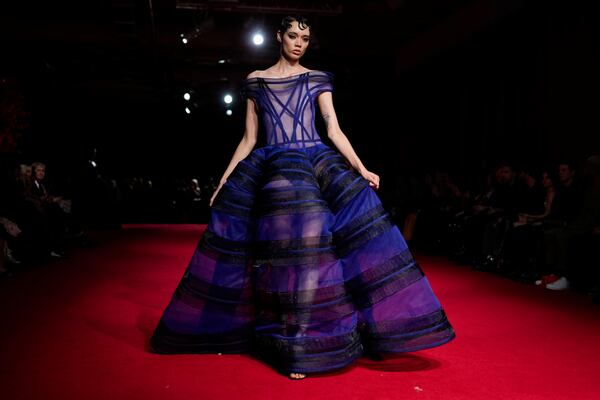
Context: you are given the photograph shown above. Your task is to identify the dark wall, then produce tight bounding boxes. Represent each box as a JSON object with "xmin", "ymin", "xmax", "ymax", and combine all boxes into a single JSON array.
[
  {"xmin": 377, "ymin": 1, "xmax": 599, "ymax": 184},
  {"xmin": 3, "ymin": 1, "xmax": 599, "ymax": 191}
]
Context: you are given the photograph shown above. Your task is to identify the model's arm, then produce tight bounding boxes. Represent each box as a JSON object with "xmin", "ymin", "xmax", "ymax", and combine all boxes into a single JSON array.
[
  {"xmin": 317, "ymin": 92, "xmax": 380, "ymax": 190},
  {"xmin": 210, "ymin": 98, "xmax": 259, "ymax": 206}
]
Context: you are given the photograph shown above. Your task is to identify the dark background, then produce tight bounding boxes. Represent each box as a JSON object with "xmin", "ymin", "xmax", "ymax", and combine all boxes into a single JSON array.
[{"xmin": 2, "ymin": 0, "xmax": 599, "ymax": 196}]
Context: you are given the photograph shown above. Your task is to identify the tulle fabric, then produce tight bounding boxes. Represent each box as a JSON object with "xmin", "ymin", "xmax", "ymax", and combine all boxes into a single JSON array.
[
  {"xmin": 150, "ymin": 72, "xmax": 454, "ymax": 374},
  {"xmin": 151, "ymin": 144, "xmax": 455, "ymax": 373}
]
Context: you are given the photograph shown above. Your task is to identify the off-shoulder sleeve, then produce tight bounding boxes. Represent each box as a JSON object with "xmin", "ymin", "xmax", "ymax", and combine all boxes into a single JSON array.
[
  {"xmin": 309, "ymin": 71, "xmax": 334, "ymax": 98},
  {"xmin": 241, "ymin": 79, "xmax": 261, "ymax": 101}
]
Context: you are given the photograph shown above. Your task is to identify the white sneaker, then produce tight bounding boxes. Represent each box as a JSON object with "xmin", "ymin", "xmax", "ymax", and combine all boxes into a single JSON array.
[{"xmin": 546, "ymin": 276, "xmax": 570, "ymax": 290}]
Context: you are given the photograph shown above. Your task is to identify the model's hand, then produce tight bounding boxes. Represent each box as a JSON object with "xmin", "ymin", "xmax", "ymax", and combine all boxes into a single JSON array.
[
  {"xmin": 360, "ymin": 169, "xmax": 380, "ymax": 190},
  {"xmin": 209, "ymin": 180, "xmax": 226, "ymax": 207}
]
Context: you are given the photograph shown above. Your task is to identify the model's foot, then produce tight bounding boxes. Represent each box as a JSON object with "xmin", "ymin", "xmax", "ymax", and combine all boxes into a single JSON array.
[{"xmin": 289, "ymin": 372, "xmax": 306, "ymax": 380}]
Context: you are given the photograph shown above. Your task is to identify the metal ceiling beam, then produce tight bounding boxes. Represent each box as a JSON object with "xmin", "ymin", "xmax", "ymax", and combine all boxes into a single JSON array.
[{"xmin": 175, "ymin": 1, "xmax": 343, "ymax": 15}]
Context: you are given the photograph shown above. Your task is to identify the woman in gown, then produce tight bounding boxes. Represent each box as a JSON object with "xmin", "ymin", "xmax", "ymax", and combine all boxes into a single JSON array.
[{"xmin": 150, "ymin": 16, "xmax": 455, "ymax": 379}]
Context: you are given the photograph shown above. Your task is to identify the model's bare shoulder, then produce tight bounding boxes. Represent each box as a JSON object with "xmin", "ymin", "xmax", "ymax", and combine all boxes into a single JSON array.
[
  {"xmin": 293, "ymin": 67, "xmax": 314, "ymax": 75},
  {"xmin": 246, "ymin": 70, "xmax": 262, "ymax": 79}
]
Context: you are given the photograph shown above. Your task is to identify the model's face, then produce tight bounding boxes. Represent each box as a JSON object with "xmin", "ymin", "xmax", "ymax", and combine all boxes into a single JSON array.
[{"xmin": 279, "ymin": 21, "xmax": 310, "ymax": 61}]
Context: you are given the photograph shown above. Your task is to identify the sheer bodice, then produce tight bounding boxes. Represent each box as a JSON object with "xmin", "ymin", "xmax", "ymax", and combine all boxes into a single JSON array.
[{"xmin": 243, "ymin": 71, "xmax": 333, "ymax": 148}]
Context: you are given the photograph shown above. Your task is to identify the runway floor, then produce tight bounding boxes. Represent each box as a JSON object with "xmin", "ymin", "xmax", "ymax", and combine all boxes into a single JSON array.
[{"xmin": 1, "ymin": 224, "xmax": 599, "ymax": 400}]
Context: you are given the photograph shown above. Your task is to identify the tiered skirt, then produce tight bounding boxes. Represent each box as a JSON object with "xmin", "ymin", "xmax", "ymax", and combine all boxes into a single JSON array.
[{"xmin": 150, "ymin": 143, "xmax": 454, "ymax": 374}]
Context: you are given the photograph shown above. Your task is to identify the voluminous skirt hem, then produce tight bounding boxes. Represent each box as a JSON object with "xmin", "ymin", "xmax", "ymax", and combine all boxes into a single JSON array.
[{"xmin": 150, "ymin": 143, "xmax": 455, "ymax": 374}]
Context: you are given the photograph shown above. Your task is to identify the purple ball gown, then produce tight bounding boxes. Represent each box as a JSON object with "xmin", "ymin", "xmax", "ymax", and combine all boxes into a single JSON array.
[{"xmin": 150, "ymin": 71, "xmax": 455, "ymax": 374}]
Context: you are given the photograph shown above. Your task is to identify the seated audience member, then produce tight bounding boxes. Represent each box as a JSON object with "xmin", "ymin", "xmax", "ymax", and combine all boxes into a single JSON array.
[
  {"xmin": 21, "ymin": 162, "xmax": 70, "ymax": 259},
  {"xmin": 516, "ymin": 165, "xmax": 546, "ymax": 217},
  {"xmin": 472, "ymin": 162, "xmax": 532, "ymax": 270},
  {"xmin": 547, "ymin": 161, "xmax": 585, "ymax": 225},
  {"xmin": 414, "ymin": 170, "xmax": 466, "ymax": 252},
  {"xmin": 541, "ymin": 156, "xmax": 600, "ymax": 290},
  {"xmin": 503, "ymin": 170, "xmax": 556, "ymax": 281},
  {"xmin": 518, "ymin": 171, "xmax": 556, "ymax": 223},
  {"xmin": 0, "ymin": 216, "xmax": 22, "ymax": 275}
]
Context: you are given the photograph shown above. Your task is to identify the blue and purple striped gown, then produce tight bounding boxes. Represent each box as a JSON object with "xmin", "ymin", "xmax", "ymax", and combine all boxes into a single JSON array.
[{"xmin": 150, "ymin": 71, "xmax": 455, "ymax": 374}]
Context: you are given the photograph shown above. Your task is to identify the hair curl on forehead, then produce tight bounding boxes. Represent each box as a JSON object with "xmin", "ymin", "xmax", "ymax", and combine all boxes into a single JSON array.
[{"xmin": 279, "ymin": 15, "xmax": 311, "ymax": 33}]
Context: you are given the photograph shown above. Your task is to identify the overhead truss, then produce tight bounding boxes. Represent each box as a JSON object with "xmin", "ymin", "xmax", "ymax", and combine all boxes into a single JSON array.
[{"xmin": 176, "ymin": 0, "xmax": 343, "ymax": 16}]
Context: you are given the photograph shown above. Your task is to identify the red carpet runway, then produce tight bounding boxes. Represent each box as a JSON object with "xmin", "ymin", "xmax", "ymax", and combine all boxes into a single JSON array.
[{"xmin": 1, "ymin": 224, "xmax": 599, "ymax": 400}]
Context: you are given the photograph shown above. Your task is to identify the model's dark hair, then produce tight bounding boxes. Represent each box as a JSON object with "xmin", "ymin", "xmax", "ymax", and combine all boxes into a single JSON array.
[{"xmin": 279, "ymin": 15, "xmax": 311, "ymax": 33}]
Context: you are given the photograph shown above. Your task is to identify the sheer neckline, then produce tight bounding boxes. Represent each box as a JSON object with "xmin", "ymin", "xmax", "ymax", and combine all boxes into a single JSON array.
[
  {"xmin": 242, "ymin": 69, "xmax": 334, "ymax": 147},
  {"xmin": 244, "ymin": 70, "xmax": 330, "ymax": 82}
]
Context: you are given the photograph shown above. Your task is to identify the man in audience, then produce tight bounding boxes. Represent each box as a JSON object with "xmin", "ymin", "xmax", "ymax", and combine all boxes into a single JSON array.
[
  {"xmin": 543, "ymin": 156, "xmax": 600, "ymax": 290},
  {"xmin": 474, "ymin": 162, "xmax": 533, "ymax": 270},
  {"xmin": 22, "ymin": 162, "xmax": 69, "ymax": 259},
  {"xmin": 548, "ymin": 161, "xmax": 585, "ymax": 224}
]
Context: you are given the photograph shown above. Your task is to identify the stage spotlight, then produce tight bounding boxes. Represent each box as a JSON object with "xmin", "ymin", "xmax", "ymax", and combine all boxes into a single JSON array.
[
  {"xmin": 218, "ymin": 59, "xmax": 226, "ymax": 64},
  {"xmin": 226, "ymin": 109, "xmax": 233, "ymax": 116},
  {"xmin": 182, "ymin": 38, "xmax": 188, "ymax": 44},
  {"xmin": 223, "ymin": 94, "xmax": 233, "ymax": 104},
  {"xmin": 252, "ymin": 33, "xmax": 264, "ymax": 46},
  {"xmin": 185, "ymin": 107, "xmax": 191, "ymax": 114},
  {"xmin": 183, "ymin": 92, "xmax": 191, "ymax": 101}
]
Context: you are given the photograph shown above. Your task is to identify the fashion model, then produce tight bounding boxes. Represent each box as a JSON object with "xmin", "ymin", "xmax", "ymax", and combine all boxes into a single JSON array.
[{"xmin": 151, "ymin": 16, "xmax": 455, "ymax": 380}]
